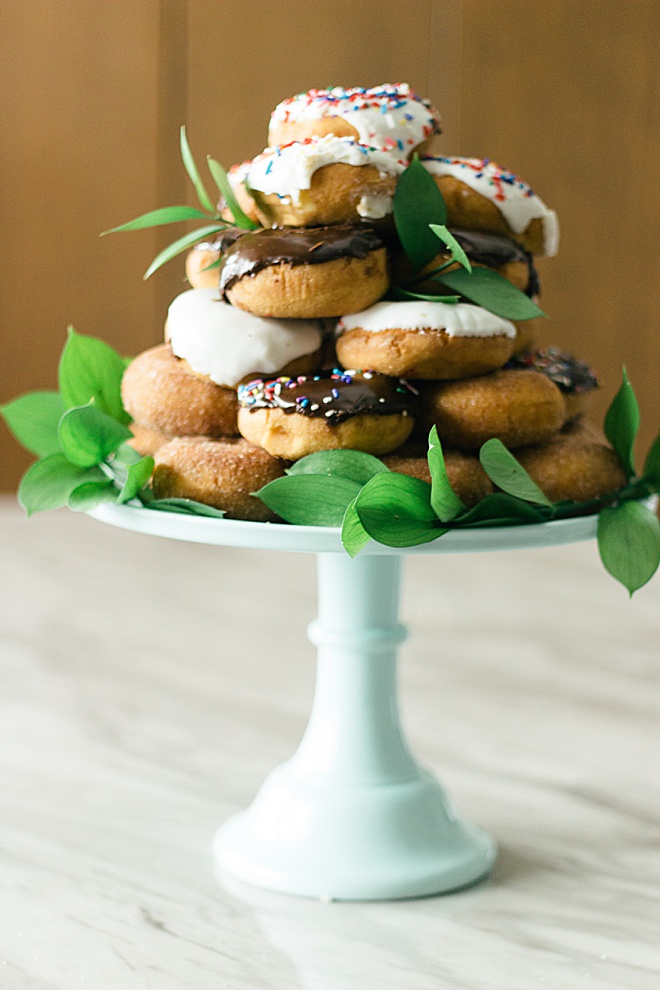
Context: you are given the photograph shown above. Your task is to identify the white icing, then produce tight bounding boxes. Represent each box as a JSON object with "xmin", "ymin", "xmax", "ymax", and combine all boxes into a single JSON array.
[
  {"xmin": 167, "ymin": 289, "xmax": 323, "ymax": 388},
  {"xmin": 337, "ymin": 301, "xmax": 516, "ymax": 339},
  {"xmin": 269, "ymin": 84, "xmax": 440, "ymax": 156},
  {"xmin": 356, "ymin": 192, "xmax": 392, "ymax": 219},
  {"xmin": 422, "ymin": 156, "xmax": 560, "ymax": 257},
  {"xmin": 246, "ymin": 136, "xmax": 405, "ymax": 218}
]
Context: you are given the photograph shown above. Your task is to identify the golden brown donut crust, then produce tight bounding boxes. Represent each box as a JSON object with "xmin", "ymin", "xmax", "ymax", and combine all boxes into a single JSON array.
[
  {"xmin": 382, "ymin": 446, "xmax": 494, "ymax": 507},
  {"xmin": 238, "ymin": 407, "xmax": 414, "ymax": 460},
  {"xmin": 335, "ymin": 326, "xmax": 514, "ymax": 380},
  {"xmin": 226, "ymin": 250, "xmax": 389, "ymax": 319},
  {"xmin": 268, "ymin": 117, "xmax": 433, "ymax": 160},
  {"xmin": 516, "ymin": 420, "xmax": 626, "ymax": 503},
  {"xmin": 185, "ymin": 245, "xmax": 221, "ymax": 289},
  {"xmin": 420, "ymin": 369, "xmax": 565, "ymax": 450},
  {"xmin": 433, "ymin": 175, "xmax": 546, "ymax": 255},
  {"xmin": 152, "ymin": 436, "xmax": 285, "ymax": 521},
  {"xmin": 122, "ymin": 345, "xmax": 239, "ymax": 438},
  {"xmin": 251, "ymin": 162, "xmax": 397, "ymax": 228}
]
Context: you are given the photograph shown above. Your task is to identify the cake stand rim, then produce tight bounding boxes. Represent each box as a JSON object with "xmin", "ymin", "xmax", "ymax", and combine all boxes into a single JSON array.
[{"xmin": 88, "ymin": 501, "xmax": 601, "ymax": 555}]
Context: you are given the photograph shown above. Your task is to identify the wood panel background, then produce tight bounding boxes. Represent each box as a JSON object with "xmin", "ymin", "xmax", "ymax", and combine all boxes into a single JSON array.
[{"xmin": 1, "ymin": 0, "xmax": 658, "ymax": 489}]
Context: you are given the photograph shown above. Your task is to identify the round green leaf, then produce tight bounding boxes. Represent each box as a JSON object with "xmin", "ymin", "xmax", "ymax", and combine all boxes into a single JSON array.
[
  {"xmin": 58, "ymin": 328, "xmax": 129, "ymax": 424},
  {"xmin": 18, "ymin": 455, "xmax": 106, "ymax": 516},
  {"xmin": 598, "ymin": 501, "xmax": 660, "ymax": 595},
  {"xmin": 355, "ymin": 473, "xmax": 444, "ymax": 547},
  {"xmin": 393, "ymin": 156, "xmax": 448, "ymax": 271},
  {"xmin": 479, "ymin": 439, "xmax": 553, "ymax": 506},
  {"xmin": 58, "ymin": 404, "xmax": 132, "ymax": 467},
  {"xmin": 0, "ymin": 391, "xmax": 65, "ymax": 456},
  {"xmin": 341, "ymin": 498, "xmax": 371, "ymax": 557},
  {"xmin": 287, "ymin": 449, "xmax": 389, "ymax": 485},
  {"xmin": 256, "ymin": 474, "xmax": 361, "ymax": 526}
]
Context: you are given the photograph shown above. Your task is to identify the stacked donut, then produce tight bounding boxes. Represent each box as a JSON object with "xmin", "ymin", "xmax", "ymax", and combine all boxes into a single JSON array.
[{"xmin": 123, "ymin": 83, "xmax": 625, "ymax": 519}]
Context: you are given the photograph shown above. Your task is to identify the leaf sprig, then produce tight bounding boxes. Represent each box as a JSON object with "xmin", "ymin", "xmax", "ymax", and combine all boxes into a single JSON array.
[
  {"xmin": 101, "ymin": 127, "xmax": 258, "ymax": 279},
  {"xmin": 0, "ymin": 329, "xmax": 222, "ymax": 519},
  {"xmin": 391, "ymin": 156, "xmax": 546, "ymax": 321}
]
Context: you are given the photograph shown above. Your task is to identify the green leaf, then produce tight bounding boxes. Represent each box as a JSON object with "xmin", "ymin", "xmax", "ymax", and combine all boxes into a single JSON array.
[
  {"xmin": 18, "ymin": 455, "xmax": 106, "ymax": 516},
  {"xmin": 145, "ymin": 497, "xmax": 226, "ymax": 518},
  {"xmin": 604, "ymin": 368, "xmax": 640, "ymax": 479},
  {"xmin": 113, "ymin": 441, "xmax": 144, "ymax": 466},
  {"xmin": 68, "ymin": 480, "xmax": 117, "ymax": 511},
  {"xmin": 393, "ymin": 155, "xmax": 448, "ymax": 271},
  {"xmin": 427, "ymin": 426, "xmax": 465, "ymax": 521},
  {"xmin": 438, "ymin": 267, "xmax": 546, "ymax": 320},
  {"xmin": 143, "ymin": 224, "xmax": 228, "ymax": 279},
  {"xmin": 101, "ymin": 205, "xmax": 210, "ymax": 235},
  {"xmin": 256, "ymin": 474, "xmax": 361, "ymax": 526},
  {"xmin": 429, "ymin": 224, "xmax": 472, "ymax": 272},
  {"xmin": 643, "ymin": 432, "xmax": 660, "ymax": 485},
  {"xmin": 286, "ymin": 449, "xmax": 389, "ymax": 486},
  {"xmin": 114, "ymin": 455, "xmax": 154, "ymax": 503},
  {"xmin": 598, "ymin": 501, "xmax": 660, "ymax": 595},
  {"xmin": 0, "ymin": 391, "xmax": 65, "ymax": 456},
  {"xmin": 207, "ymin": 157, "xmax": 259, "ymax": 230},
  {"xmin": 479, "ymin": 438, "xmax": 553, "ymax": 506},
  {"xmin": 453, "ymin": 492, "xmax": 547, "ymax": 527},
  {"xmin": 58, "ymin": 403, "xmax": 132, "ymax": 468},
  {"xmin": 388, "ymin": 286, "xmax": 461, "ymax": 304},
  {"xmin": 355, "ymin": 473, "xmax": 444, "ymax": 547},
  {"xmin": 58, "ymin": 327, "xmax": 130, "ymax": 424},
  {"xmin": 341, "ymin": 498, "xmax": 371, "ymax": 557},
  {"xmin": 180, "ymin": 125, "xmax": 216, "ymax": 213}
]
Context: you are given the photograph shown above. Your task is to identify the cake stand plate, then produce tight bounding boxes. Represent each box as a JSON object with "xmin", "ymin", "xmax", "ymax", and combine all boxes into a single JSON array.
[{"xmin": 90, "ymin": 504, "xmax": 597, "ymax": 900}]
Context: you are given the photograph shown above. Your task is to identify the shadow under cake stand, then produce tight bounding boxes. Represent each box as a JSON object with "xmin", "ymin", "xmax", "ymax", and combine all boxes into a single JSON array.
[{"xmin": 91, "ymin": 504, "xmax": 599, "ymax": 901}]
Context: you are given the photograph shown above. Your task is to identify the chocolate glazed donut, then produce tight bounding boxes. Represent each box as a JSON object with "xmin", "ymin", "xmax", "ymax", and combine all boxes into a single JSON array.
[{"xmin": 218, "ymin": 225, "xmax": 389, "ymax": 319}]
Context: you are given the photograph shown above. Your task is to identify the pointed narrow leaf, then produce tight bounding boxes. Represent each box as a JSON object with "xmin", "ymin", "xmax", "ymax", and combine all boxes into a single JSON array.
[
  {"xmin": 180, "ymin": 125, "xmax": 216, "ymax": 213},
  {"xmin": 393, "ymin": 156, "xmax": 447, "ymax": 271},
  {"xmin": 101, "ymin": 205, "xmax": 210, "ymax": 235},
  {"xmin": 643, "ymin": 432, "xmax": 660, "ymax": 486},
  {"xmin": 427, "ymin": 425, "xmax": 465, "ymax": 521},
  {"xmin": 256, "ymin": 474, "xmax": 361, "ymax": 526},
  {"xmin": 341, "ymin": 498, "xmax": 371, "ymax": 557},
  {"xmin": 429, "ymin": 224, "xmax": 472, "ymax": 272},
  {"xmin": 479, "ymin": 438, "xmax": 553, "ymax": 506},
  {"xmin": 0, "ymin": 391, "xmax": 65, "ymax": 456},
  {"xmin": 453, "ymin": 492, "xmax": 547, "ymax": 527},
  {"xmin": 58, "ymin": 328, "xmax": 129, "ymax": 423},
  {"xmin": 18, "ymin": 455, "xmax": 106, "ymax": 516},
  {"xmin": 354, "ymin": 473, "xmax": 444, "ymax": 547},
  {"xmin": 439, "ymin": 266, "xmax": 546, "ymax": 320},
  {"xmin": 143, "ymin": 224, "xmax": 228, "ymax": 279},
  {"xmin": 604, "ymin": 368, "xmax": 640, "ymax": 479},
  {"xmin": 286, "ymin": 449, "xmax": 389, "ymax": 485},
  {"xmin": 58, "ymin": 404, "xmax": 132, "ymax": 467},
  {"xmin": 207, "ymin": 157, "xmax": 259, "ymax": 230},
  {"xmin": 598, "ymin": 501, "xmax": 660, "ymax": 595},
  {"xmin": 115, "ymin": 455, "xmax": 154, "ymax": 503},
  {"xmin": 388, "ymin": 286, "xmax": 461, "ymax": 303},
  {"xmin": 145, "ymin": 497, "xmax": 226, "ymax": 518}
]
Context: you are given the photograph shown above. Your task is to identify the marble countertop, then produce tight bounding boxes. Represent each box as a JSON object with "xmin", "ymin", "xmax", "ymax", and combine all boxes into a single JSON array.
[{"xmin": 1, "ymin": 499, "xmax": 658, "ymax": 989}]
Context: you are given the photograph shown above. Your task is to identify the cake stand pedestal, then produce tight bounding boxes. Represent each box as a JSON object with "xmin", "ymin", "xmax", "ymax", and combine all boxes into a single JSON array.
[{"xmin": 91, "ymin": 504, "xmax": 598, "ymax": 900}]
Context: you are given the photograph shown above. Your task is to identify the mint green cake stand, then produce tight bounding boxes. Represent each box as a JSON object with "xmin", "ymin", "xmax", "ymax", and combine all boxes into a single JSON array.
[{"xmin": 91, "ymin": 504, "xmax": 598, "ymax": 901}]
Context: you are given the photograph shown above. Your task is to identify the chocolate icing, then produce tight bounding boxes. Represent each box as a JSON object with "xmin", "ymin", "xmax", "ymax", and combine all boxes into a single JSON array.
[
  {"xmin": 237, "ymin": 369, "xmax": 416, "ymax": 425},
  {"xmin": 449, "ymin": 229, "xmax": 540, "ymax": 297},
  {"xmin": 196, "ymin": 226, "xmax": 247, "ymax": 254},
  {"xmin": 219, "ymin": 225, "xmax": 383, "ymax": 296},
  {"xmin": 507, "ymin": 348, "xmax": 598, "ymax": 394}
]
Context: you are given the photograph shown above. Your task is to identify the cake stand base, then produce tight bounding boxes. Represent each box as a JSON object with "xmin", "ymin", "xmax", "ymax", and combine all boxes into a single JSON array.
[{"xmin": 213, "ymin": 553, "xmax": 496, "ymax": 900}]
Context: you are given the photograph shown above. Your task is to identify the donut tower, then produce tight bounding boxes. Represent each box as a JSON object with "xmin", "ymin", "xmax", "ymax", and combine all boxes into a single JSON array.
[{"xmin": 123, "ymin": 83, "xmax": 625, "ymax": 519}]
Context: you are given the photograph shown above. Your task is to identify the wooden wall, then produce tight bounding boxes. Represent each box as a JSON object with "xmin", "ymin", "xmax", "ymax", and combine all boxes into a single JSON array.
[{"xmin": 1, "ymin": 0, "xmax": 658, "ymax": 489}]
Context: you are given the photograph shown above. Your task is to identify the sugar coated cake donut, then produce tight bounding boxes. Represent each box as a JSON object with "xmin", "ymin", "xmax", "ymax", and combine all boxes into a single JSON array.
[
  {"xmin": 166, "ymin": 288, "xmax": 324, "ymax": 386},
  {"xmin": 268, "ymin": 84, "xmax": 441, "ymax": 158},
  {"xmin": 219, "ymin": 225, "xmax": 388, "ymax": 319},
  {"xmin": 152, "ymin": 436, "xmax": 286, "ymax": 521},
  {"xmin": 506, "ymin": 347, "xmax": 598, "ymax": 422},
  {"xmin": 419, "ymin": 368, "xmax": 565, "ymax": 450},
  {"xmin": 335, "ymin": 300, "xmax": 516, "ymax": 379},
  {"xmin": 122, "ymin": 345, "xmax": 239, "ymax": 438},
  {"xmin": 421, "ymin": 156, "xmax": 559, "ymax": 257},
  {"xmin": 245, "ymin": 136, "xmax": 405, "ymax": 227},
  {"xmin": 381, "ymin": 442, "xmax": 494, "ymax": 506},
  {"xmin": 237, "ymin": 370, "xmax": 416, "ymax": 459}
]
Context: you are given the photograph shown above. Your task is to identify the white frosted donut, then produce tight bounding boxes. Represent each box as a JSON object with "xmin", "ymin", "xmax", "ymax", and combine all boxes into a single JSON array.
[
  {"xmin": 268, "ymin": 83, "xmax": 441, "ymax": 157},
  {"xmin": 338, "ymin": 300, "xmax": 517, "ymax": 338},
  {"xmin": 166, "ymin": 288, "xmax": 323, "ymax": 388},
  {"xmin": 246, "ymin": 135, "xmax": 406, "ymax": 225},
  {"xmin": 422, "ymin": 156, "xmax": 559, "ymax": 257}
]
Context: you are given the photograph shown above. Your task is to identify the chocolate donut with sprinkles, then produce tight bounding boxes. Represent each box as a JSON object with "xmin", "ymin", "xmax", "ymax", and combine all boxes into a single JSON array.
[
  {"xmin": 421, "ymin": 156, "xmax": 559, "ymax": 257},
  {"xmin": 268, "ymin": 83, "xmax": 441, "ymax": 159},
  {"xmin": 237, "ymin": 369, "xmax": 416, "ymax": 459}
]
